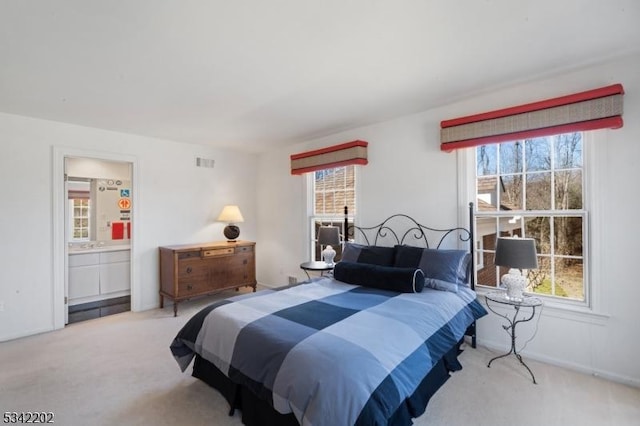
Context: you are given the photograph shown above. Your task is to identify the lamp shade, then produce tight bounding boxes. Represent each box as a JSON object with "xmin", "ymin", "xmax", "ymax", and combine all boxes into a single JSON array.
[
  {"xmin": 494, "ymin": 237, "xmax": 538, "ymax": 270},
  {"xmin": 317, "ymin": 226, "xmax": 340, "ymax": 246},
  {"xmin": 217, "ymin": 205, "xmax": 244, "ymax": 224}
]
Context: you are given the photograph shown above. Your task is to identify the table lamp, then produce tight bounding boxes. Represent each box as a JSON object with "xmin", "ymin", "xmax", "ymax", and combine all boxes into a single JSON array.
[
  {"xmin": 317, "ymin": 226, "xmax": 340, "ymax": 266},
  {"xmin": 217, "ymin": 205, "xmax": 244, "ymax": 242},
  {"xmin": 494, "ymin": 237, "xmax": 538, "ymax": 301}
]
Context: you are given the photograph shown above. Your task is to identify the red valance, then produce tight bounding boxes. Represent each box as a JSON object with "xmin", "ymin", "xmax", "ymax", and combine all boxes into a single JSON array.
[
  {"xmin": 440, "ymin": 84, "xmax": 624, "ymax": 151},
  {"xmin": 291, "ymin": 140, "xmax": 368, "ymax": 175}
]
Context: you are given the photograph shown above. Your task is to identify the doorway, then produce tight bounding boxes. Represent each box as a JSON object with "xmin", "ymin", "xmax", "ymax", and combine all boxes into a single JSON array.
[
  {"xmin": 65, "ymin": 157, "xmax": 132, "ymax": 323},
  {"xmin": 52, "ymin": 147, "xmax": 139, "ymax": 329}
]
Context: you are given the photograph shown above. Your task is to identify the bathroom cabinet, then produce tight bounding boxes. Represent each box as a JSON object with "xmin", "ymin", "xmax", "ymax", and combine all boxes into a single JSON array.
[{"xmin": 68, "ymin": 249, "xmax": 131, "ymax": 305}]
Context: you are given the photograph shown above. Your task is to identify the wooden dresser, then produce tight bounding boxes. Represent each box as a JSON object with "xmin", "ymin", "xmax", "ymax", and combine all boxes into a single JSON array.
[{"xmin": 159, "ymin": 240, "xmax": 256, "ymax": 316}]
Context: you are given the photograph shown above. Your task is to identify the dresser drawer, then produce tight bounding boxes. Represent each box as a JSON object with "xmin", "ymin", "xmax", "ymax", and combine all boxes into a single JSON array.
[
  {"xmin": 177, "ymin": 279, "xmax": 213, "ymax": 297},
  {"xmin": 176, "ymin": 258, "xmax": 209, "ymax": 280},
  {"xmin": 235, "ymin": 245, "xmax": 253, "ymax": 254},
  {"xmin": 224, "ymin": 253, "xmax": 255, "ymax": 284},
  {"xmin": 202, "ymin": 247, "xmax": 234, "ymax": 257},
  {"xmin": 178, "ymin": 250, "xmax": 200, "ymax": 260}
]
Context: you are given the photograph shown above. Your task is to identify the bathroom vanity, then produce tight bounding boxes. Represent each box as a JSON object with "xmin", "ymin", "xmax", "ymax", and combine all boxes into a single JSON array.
[{"xmin": 67, "ymin": 244, "xmax": 131, "ymax": 323}]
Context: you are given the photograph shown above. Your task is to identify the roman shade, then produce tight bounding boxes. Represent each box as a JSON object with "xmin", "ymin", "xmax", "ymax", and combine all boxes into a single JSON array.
[
  {"xmin": 68, "ymin": 190, "xmax": 89, "ymax": 200},
  {"xmin": 440, "ymin": 84, "xmax": 624, "ymax": 152},
  {"xmin": 290, "ymin": 140, "xmax": 368, "ymax": 175}
]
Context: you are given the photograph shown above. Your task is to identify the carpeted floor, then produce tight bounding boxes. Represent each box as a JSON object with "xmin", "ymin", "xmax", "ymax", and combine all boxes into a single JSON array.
[{"xmin": 1, "ymin": 288, "xmax": 638, "ymax": 426}]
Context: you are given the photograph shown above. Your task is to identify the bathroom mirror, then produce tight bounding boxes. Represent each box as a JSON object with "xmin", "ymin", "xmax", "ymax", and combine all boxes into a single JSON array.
[
  {"xmin": 67, "ymin": 177, "xmax": 132, "ymax": 243},
  {"xmin": 65, "ymin": 157, "xmax": 133, "ymax": 245}
]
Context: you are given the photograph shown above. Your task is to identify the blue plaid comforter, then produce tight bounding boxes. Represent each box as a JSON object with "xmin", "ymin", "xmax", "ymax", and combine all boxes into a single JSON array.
[{"xmin": 171, "ymin": 277, "xmax": 486, "ymax": 426}]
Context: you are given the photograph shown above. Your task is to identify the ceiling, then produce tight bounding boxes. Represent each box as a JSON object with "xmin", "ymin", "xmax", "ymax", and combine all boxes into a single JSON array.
[{"xmin": 1, "ymin": 1, "xmax": 639, "ymax": 153}]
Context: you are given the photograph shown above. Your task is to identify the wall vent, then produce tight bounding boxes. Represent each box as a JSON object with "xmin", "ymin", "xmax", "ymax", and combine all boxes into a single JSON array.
[{"xmin": 195, "ymin": 157, "xmax": 215, "ymax": 168}]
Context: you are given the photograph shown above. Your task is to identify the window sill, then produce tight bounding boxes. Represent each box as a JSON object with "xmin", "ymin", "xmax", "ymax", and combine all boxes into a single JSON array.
[{"xmin": 476, "ymin": 288, "xmax": 610, "ymax": 326}]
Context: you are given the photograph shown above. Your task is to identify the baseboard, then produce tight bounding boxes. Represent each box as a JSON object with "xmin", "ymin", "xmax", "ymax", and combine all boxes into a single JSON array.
[
  {"xmin": 0, "ymin": 325, "xmax": 55, "ymax": 343},
  {"xmin": 479, "ymin": 340, "xmax": 640, "ymax": 388},
  {"xmin": 257, "ymin": 281, "xmax": 279, "ymax": 289}
]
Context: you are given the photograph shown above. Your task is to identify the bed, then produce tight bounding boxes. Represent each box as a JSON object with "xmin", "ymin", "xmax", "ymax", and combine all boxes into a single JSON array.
[{"xmin": 171, "ymin": 204, "xmax": 487, "ymax": 426}]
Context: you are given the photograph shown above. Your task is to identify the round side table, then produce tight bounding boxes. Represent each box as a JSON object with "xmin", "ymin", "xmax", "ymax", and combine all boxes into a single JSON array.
[{"xmin": 299, "ymin": 261, "xmax": 334, "ymax": 280}]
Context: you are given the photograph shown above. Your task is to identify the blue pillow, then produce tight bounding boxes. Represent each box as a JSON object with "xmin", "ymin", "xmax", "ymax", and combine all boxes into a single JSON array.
[
  {"xmin": 340, "ymin": 242, "xmax": 396, "ymax": 266},
  {"xmin": 425, "ymin": 278, "xmax": 459, "ymax": 293},
  {"xmin": 394, "ymin": 245, "xmax": 471, "ymax": 292},
  {"xmin": 333, "ymin": 261, "xmax": 425, "ymax": 293}
]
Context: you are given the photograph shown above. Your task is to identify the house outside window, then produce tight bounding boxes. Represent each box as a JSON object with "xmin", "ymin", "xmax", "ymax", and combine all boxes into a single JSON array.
[
  {"xmin": 309, "ymin": 165, "xmax": 356, "ymax": 261},
  {"xmin": 474, "ymin": 132, "xmax": 586, "ymax": 302}
]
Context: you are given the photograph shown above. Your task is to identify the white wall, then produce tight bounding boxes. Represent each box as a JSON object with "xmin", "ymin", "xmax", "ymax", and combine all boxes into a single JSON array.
[
  {"xmin": 256, "ymin": 52, "xmax": 640, "ymax": 387},
  {"xmin": 0, "ymin": 113, "xmax": 258, "ymax": 341},
  {"xmin": 66, "ymin": 157, "xmax": 131, "ymax": 180}
]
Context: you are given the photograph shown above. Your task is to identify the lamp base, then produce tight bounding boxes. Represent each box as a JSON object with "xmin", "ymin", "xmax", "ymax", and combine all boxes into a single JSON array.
[
  {"xmin": 501, "ymin": 268, "xmax": 527, "ymax": 301},
  {"xmin": 322, "ymin": 245, "xmax": 337, "ymax": 266},
  {"xmin": 223, "ymin": 225, "xmax": 240, "ymax": 242}
]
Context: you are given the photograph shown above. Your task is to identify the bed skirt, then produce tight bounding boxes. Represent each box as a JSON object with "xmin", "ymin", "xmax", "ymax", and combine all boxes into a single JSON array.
[{"xmin": 191, "ymin": 339, "xmax": 464, "ymax": 426}]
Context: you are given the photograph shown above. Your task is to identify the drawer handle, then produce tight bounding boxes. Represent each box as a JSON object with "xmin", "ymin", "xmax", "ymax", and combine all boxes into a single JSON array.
[
  {"xmin": 243, "ymin": 260, "xmax": 247, "ymax": 265},
  {"xmin": 186, "ymin": 267, "xmax": 192, "ymax": 274},
  {"xmin": 187, "ymin": 284, "xmax": 193, "ymax": 290}
]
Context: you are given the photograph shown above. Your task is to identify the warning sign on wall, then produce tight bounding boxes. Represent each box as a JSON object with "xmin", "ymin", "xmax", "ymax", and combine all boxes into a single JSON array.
[{"xmin": 118, "ymin": 198, "xmax": 131, "ymax": 209}]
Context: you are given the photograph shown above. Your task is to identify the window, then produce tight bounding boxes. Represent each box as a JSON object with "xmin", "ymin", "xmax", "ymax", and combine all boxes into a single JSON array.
[
  {"xmin": 474, "ymin": 132, "xmax": 586, "ymax": 302},
  {"xmin": 309, "ymin": 165, "xmax": 356, "ymax": 261},
  {"xmin": 70, "ymin": 198, "xmax": 91, "ymax": 241},
  {"xmin": 68, "ymin": 179, "xmax": 91, "ymax": 242}
]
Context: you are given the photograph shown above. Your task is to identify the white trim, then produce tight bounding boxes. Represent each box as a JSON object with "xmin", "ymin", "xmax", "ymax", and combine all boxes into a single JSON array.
[
  {"xmin": 584, "ymin": 130, "xmax": 605, "ymax": 314},
  {"xmin": 305, "ymin": 172, "xmax": 314, "ymax": 261},
  {"xmin": 52, "ymin": 146, "xmax": 139, "ymax": 330},
  {"xmin": 456, "ymin": 149, "xmax": 474, "ymax": 239},
  {"xmin": 478, "ymin": 339, "xmax": 639, "ymax": 388}
]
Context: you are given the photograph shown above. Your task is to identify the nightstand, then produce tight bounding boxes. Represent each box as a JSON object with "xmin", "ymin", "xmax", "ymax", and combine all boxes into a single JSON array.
[
  {"xmin": 299, "ymin": 261, "xmax": 334, "ymax": 280},
  {"xmin": 485, "ymin": 290, "xmax": 543, "ymax": 384}
]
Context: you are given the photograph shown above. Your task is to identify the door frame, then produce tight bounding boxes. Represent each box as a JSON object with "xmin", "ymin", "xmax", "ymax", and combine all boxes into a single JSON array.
[{"xmin": 52, "ymin": 146, "xmax": 139, "ymax": 329}]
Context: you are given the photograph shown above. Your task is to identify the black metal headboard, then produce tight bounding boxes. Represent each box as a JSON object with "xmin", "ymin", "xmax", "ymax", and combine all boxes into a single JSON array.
[{"xmin": 344, "ymin": 202, "xmax": 476, "ymax": 289}]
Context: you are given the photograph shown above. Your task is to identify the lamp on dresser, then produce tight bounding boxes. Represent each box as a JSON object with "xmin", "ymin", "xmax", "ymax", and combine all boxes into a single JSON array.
[
  {"xmin": 494, "ymin": 236, "xmax": 538, "ymax": 301},
  {"xmin": 217, "ymin": 205, "xmax": 244, "ymax": 242},
  {"xmin": 317, "ymin": 226, "xmax": 341, "ymax": 266}
]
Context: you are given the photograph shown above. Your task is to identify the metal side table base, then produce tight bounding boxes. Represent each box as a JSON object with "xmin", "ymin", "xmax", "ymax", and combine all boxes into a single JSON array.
[{"xmin": 485, "ymin": 291, "xmax": 542, "ymax": 384}]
